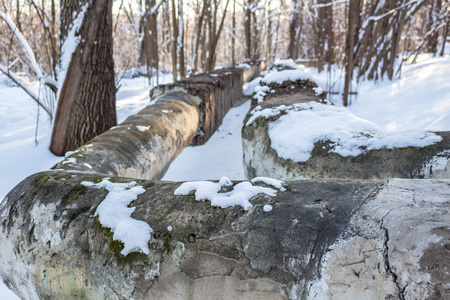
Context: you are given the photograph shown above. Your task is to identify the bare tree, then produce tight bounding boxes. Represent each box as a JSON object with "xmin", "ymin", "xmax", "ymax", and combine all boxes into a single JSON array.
[
  {"xmin": 343, "ymin": 0, "xmax": 360, "ymax": 106},
  {"xmin": 192, "ymin": 0, "xmax": 207, "ymax": 73},
  {"xmin": 140, "ymin": 0, "xmax": 163, "ymax": 82},
  {"xmin": 244, "ymin": 0, "xmax": 252, "ymax": 60},
  {"xmin": 288, "ymin": 0, "xmax": 302, "ymax": 60},
  {"xmin": 0, "ymin": 7, "xmax": 57, "ymax": 116},
  {"xmin": 205, "ymin": 0, "xmax": 231, "ymax": 71},
  {"xmin": 178, "ymin": 0, "xmax": 186, "ymax": 77}
]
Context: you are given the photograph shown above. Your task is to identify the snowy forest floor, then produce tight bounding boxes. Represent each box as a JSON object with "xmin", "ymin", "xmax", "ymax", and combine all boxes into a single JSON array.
[{"xmin": 1, "ymin": 55, "xmax": 450, "ymax": 298}]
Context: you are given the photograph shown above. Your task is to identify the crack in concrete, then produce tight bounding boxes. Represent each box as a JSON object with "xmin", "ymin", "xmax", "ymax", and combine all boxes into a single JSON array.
[{"xmin": 380, "ymin": 209, "xmax": 405, "ymax": 300}]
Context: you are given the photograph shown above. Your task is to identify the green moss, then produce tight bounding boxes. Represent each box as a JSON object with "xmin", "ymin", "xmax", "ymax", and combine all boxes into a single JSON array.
[
  {"xmin": 161, "ymin": 230, "xmax": 174, "ymax": 253},
  {"xmin": 93, "ymin": 217, "xmax": 149, "ymax": 264},
  {"xmin": 23, "ymin": 173, "xmax": 53, "ymax": 211},
  {"xmin": 108, "ymin": 176, "xmax": 134, "ymax": 184},
  {"xmin": 61, "ymin": 184, "xmax": 89, "ymax": 205},
  {"xmin": 139, "ymin": 181, "xmax": 154, "ymax": 189},
  {"xmin": 93, "ymin": 177, "xmax": 104, "ymax": 184}
]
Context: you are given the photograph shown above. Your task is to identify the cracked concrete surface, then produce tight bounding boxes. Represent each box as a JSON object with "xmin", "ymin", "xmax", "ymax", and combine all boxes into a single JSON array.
[
  {"xmin": 309, "ymin": 179, "xmax": 450, "ymax": 300},
  {"xmin": 0, "ymin": 173, "xmax": 448, "ymax": 299}
]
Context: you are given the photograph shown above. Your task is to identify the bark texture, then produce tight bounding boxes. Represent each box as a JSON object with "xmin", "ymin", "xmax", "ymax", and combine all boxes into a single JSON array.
[{"xmin": 51, "ymin": 0, "xmax": 117, "ymax": 156}]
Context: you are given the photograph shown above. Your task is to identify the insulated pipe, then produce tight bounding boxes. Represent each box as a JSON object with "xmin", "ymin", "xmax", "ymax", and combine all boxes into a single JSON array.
[{"xmin": 53, "ymin": 93, "xmax": 199, "ymax": 180}]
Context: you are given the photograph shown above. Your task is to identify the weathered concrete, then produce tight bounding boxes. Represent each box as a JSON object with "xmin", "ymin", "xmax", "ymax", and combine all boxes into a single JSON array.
[
  {"xmin": 242, "ymin": 83, "xmax": 450, "ymax": 180},
  {"xmin": 309, "ymin": 179, "xmax": 450, "ymax": 300},
  {"xmin": 53, "ymin": 94, "xmax": 199, "ymax": 180},
  {"xmin": 1, "ymin": 172, "xmax": 448, "ymax": 299},
  {"xmin": 151, "ymin": 68, "xmax": 244, "ymax": 145}
]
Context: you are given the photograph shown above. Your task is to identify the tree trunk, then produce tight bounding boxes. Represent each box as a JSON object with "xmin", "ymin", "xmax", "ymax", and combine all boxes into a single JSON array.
[
  {"xmin": 205, "ymin": 0, "xmax": 230, "ymax": 71},
  {"xmin": 51, "ymin": 0, "xmax": 57, "ymax": 78},
  {"xmin": 288, "ymin": 0, "xmax": 298, "ymax": 60},
  {"xmin": 315, "ymin": 0, "xmax": 333, "ymax": 71},
  {"xmin": 440, "ymin": 15, "xmax": 450, "ymax": 57},
  {"xmin": 425, "ymin": 0, "xmax": 441, "ymax": 54},
  {"xmin": 192, "ymin": 0, "xmax": 207, "ymax": 73},
  {"xmin": 343, "ymin": 0, "xmax": 360, "ymax": 106},
  {"xmin": 244, "ymin": 0, "xmax": 252, "ymax": 60},
  {"xmin": 171, "ymin": 0, "xmax": 178, "ymax": 82},
  {"xmin": 15, "ymin": 0, "xmax": 22, "ymax": 32},
  {"xmin": 323, "ymin": 0, "xmax": 334, "ymax": 70},
  {"xmin": 232, "ymin": 0, "xmax": 236, "ymax": 66},
  {"xmin": 139, "ymin": 0, "xmax": 159, "ymax": 80},
  {"xmin": 50, "ymin": 0, "xmax": 117, "ymax": 156},
  {"xmin": 178, "ymin": 0, "xmax": 186, "ymax": 78}
]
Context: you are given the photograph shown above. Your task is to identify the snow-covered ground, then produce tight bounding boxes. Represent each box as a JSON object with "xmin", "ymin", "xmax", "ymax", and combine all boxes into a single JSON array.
[
  {"xmin": 1, "ymin": 55, "xmax": 450, "ymax": 298},
  {"xmin": 348, "ymin": 55, "xmax": 450, "ymax": 132},
  {"xmin": 163, "ymin": 100, "xmax": 250, "ymax": 181}
]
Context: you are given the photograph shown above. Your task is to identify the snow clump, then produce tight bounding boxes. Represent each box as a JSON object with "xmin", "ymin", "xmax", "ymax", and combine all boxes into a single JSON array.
[
  {"xmin": 174, "ymin": 176, "xmax": 283, "ymax": 210},
  {"xmin": 251, "ymin": 177, "xmax": 286, "ymax": 191},
  {"xmin": 263, "ymin": 205, "xmax": 273, "ymax": 212},
  {"xmin": 261, "ymin": 69, "xmax": 323, "ymax": 86},
  {"xmin": 243, "ymin": 77, "xmax": 262, "ymax": 96},
  {"xmin": 313, "ymin": 87, "xmax": 324, "ymax": 96},
  {"xmin": 81, "ymin": 179, "xmax": 152, "ymax": 256},
  {"xmin": 136, "ymin": 125, "xmax": 151, "ymax": 132},
  {"xmin": 249, "ymin": 101, "xmax": 442, "ymax": 162},
  {"xmin": 272, "ymin": 59, "xmax": 299, "ymax": 70}
]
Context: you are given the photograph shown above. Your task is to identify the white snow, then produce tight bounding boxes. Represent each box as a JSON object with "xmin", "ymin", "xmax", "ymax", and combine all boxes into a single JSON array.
[
  {"xmin": 261, "ymin": 68, "xmax": 326, "ymax": 89},
  {"xmin": 136, "ymin": 125, "xmax": 151, "ymax": 132},
  {"xmin": 313, "ymin": 86, "xmax": 324, "ymax": 96},
  {"xmin": 236, "ymin": 63, "xmax": 251, "ymax": 69},
  {"xmin": 263, "ymin": 204, "xmax": 273, "ymax": 212},
  {"xmin": 253, "ymin": 85, "xmax": 271, "ymax": 102},
  {"xmin": 420, "ymin": 150, "xmax": 450, "ymax": 178},
  {"xmin": 163, "ymin": 100, "xmax": 250, "ymax": 181},
  {"xmin": 246, "ymin": 104, "xmax": 289, "ymax": 126},
  {"xmin": 81, "ymin": 179, "xmax": 152, "ymax": 256},
  {"xmin": 273, "ymin": 59, "xmax": 299, "ymax": 70},
  {"xmin": 174, "ymin": 176, "xmax": 279, "ymax": 211},
  {"xmin": 347, "ymin": 55, "xmax": 450, "ymax": 132},
  {"xmin": 254, "ymin": 101, "xmax": 441, "ymax": 162},
  {"xmin": 65, "ymin": 150, "xmax": 77, "ymax": 158},
  {"xmin": 0, "ymin": 79, "xmax": 61, "ymax": 204},
  {"xmin": 243, "ymin": 77, "xmax": 262, "ymax": 96},
  {"xmin": 0, "ymin": 282, "xmax": 22, "ymax": 300},
  {"xmin": 251, "ymin": 177, "xmax": 286, "ymax": 191},
  {"xmin": 62, "ymin": 157, "xmax": 77, "ymax": 165}
]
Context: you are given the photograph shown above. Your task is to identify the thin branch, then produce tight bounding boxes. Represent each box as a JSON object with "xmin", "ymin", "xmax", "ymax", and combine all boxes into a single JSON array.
[
  {"xmin": 150, "ymin": 0, "xmax": 165, "ymax": 14},
  {"xmin": 0, "ymin": 8, "xmax": 45, "ymax": 79},
  {"xmin": 113, "ymin": 0, "xmax": 125, "ymax": 35},
  {"xmin": 0, "ymin": 63, "xmax": 53, "ymax": 118}
]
